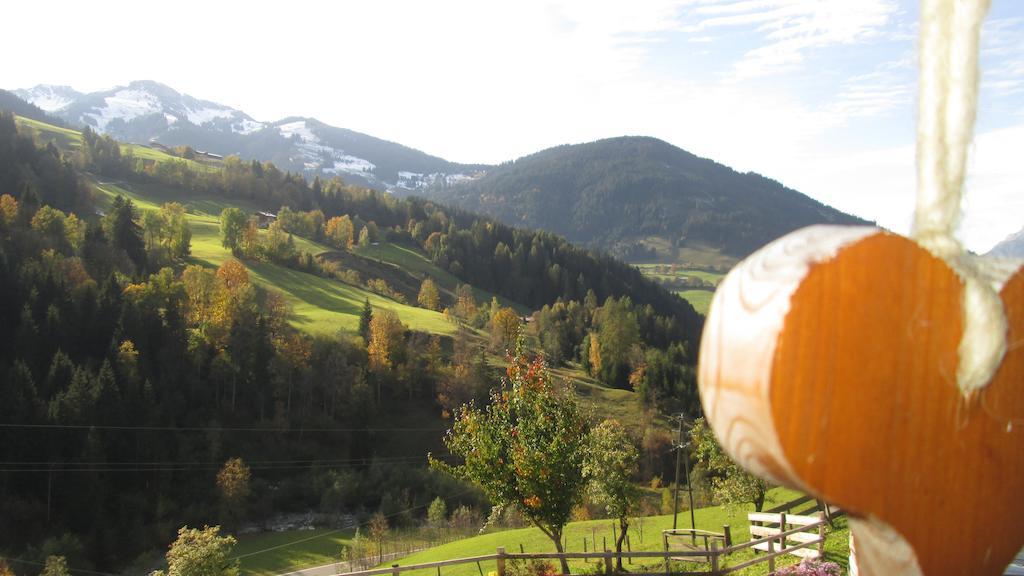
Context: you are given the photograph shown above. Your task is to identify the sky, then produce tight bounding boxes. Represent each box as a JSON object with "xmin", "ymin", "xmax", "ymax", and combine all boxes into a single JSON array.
[{"xmin": 2, "ymin": 0, "xmax": 1022, "ymax": 252}]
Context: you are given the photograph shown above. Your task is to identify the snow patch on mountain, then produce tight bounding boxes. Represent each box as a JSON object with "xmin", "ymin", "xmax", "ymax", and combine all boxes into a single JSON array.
[
  {"xmin": 278, "ymin": 120, "xmax": 318, "ymax": 142},
  {"xmin": 326, "ymin": 156, "xmax": 376, "ymax": 175},
  {"xmin": 83, "ymin": 89, "xmax": 163, "ymax": 131},
  {"xmin": 392, "ymin": 171, "xmax": 476, "ymax": 192},
  {"xmin": 185, "ymin": 105, "xmax": 234, "ymax": 125},
  {"xmin": 14, "ymin": 85, "xmax": 80, "ymax": 112},
  {"xmin": 164, "ymin": 113, "xmax": 178, "ymax": 125},
  {"xmin": 233, "ymin": 118, "xmax": 264, "ymax": 134}
]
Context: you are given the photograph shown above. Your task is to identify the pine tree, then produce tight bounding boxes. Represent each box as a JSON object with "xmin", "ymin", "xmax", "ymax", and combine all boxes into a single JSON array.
[{"xmin": 359, "ymin": 298, "xmax": 373, "ymax": 343}]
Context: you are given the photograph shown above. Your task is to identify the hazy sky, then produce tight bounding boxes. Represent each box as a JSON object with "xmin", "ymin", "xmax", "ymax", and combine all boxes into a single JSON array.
[{"xmin": 3, "ymin": 0, "xmax": 1022, "ymax": 252}]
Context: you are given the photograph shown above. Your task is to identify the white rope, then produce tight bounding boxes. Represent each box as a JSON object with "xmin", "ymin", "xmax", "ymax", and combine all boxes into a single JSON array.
[{"xmin": 912, "ymin": 0, "xmax": 1005, "ymax": 396}]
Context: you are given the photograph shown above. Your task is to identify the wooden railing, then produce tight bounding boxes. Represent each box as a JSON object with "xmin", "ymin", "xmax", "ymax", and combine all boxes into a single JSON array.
[{"xmin": 333, "ymin": 517, "xmax": 828, "ymax": 576}]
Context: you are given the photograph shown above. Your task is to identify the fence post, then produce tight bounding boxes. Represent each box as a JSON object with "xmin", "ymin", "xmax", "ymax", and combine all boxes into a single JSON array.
[
  {"xmin": 392, "ymin": 564, "xmax": 400, "ymax": 576},
  {"xmin": 779, "ymin": 513, "xmax": 787, "ymax": 551},
  {"xmin": 497, "ymin": 547, "xmax": 506, "ymax": 576},
  {"xmin": 723, "ymin": 525, "xmax": 731, "ymax": 548},
  {"xmin": 663, "ymin": 532, "xmax": 670, "ymax": 576},
  {"xmin": 818, "ymin": 520, "xmax": 825, "ymax": 557},
  {"xmin": 584, "ymin": 538, "xmax": 588, "ymax": 553},
  {"xmin": 626, "ymin": 535, "xmax": 631, "ymax": 565},
  {"xmin": 767, "ymin": 539, "xmax": 775, "ymax": 573},
  {"xmin": 604, "ymin": 551, "xmax": 613, "ymax": 575},
  {"xmin": 710, "ymin": 540, "xmax": 719, "ymax": 574}
]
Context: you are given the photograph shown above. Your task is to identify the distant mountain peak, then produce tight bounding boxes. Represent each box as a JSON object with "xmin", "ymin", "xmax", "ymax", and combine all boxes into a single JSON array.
[
  {"xmin": 11, "ymin": 80, "xmax": 486, "ymax": 191},
  {"xmin": 987, "ymin": 226, "xmax": 1024, "ymax": 258}
]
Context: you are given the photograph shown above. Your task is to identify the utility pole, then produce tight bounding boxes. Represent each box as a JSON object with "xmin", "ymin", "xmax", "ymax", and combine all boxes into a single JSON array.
[
  {"xmin": 671, "ymin": 413, "xmax": 697, "ymax": 543},
  {"xmin": 672, "ymin": 415, "xmax": 682, "ymax": 530}
]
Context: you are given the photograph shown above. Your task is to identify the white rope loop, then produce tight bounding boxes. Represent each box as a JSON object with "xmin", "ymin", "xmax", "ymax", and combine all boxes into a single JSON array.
[{"xmin": 913, "ymin": 0, "xmax": 1005, "ymax": 396}]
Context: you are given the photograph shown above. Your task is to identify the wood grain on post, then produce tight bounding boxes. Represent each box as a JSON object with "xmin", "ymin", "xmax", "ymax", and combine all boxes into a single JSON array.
[
  {"xmin": 496, "ymin": 547, "xmax": 505, "ymax": 576},
  {"xmin": 698, "ymin": 226, "xmax": 1024, "ymax": 575}
]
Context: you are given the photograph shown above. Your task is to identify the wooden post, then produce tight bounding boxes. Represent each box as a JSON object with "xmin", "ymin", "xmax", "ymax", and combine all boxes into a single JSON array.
[
  {"xmin": 709, "ymin": 541, "xmax": 719, "ymax": 574},
  {"xmin": 767, "ymin": 539, "xmax": 775, "ymax": 573},
  {"xmin": 520, "ymin": 544, "xmax": 524, "ymax": 554},
  {"xmin": 392, "ymin": 564, "xmax": 400, "ymax": 576},
  {"xmin": 779, "ymin": 513, "xmax": 787, "ymax": 551},
  {"xmin": 626, "ymin": 535, "xmax": 631, "ymax": 565},
  {"xmin": 584, "ymin": 538, "xmax": 587, "ymax": 553},
  {"xmin": 604, "ymin": 551, "xmax": 613, "ymax": 575},
  {"xmin": 663, "ymin": 535, "xmax": 670, "ymax": 576},
  {"xmin": 497, "ymin": 547, "xmax": 506, "ymax": 576},
  {"xmin": 818, "ymin": 520, "xmax": 826, "ymax": 557},
  {"xmin": 603, "ymin": 536, "xmax": 607, "ymax": 552},
  {"xmin": 723, "ymin": 524, "xmax": 732, "ymax": 548}
]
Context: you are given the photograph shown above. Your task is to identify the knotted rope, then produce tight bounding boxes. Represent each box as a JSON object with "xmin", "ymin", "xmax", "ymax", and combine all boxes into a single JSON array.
[{"xmin": 912, "ymin": 0, "xmax": 1006, "ymax": 395}]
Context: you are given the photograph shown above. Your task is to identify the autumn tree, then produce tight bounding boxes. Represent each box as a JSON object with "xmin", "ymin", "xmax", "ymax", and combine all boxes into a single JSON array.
[
  {"xmin": 325, "ymin": 215, "xmax": 354, "ymax": 249},
  {"xmin": 216, "ymin": 457, "xmax": 251, "ymax": 528},
  {"xmin": 151, "ymin": 525, "xmax": 239, "ymax": 576},
  {"xmin": 417, "ymin": 278, "xmax": 440, "ymax": 311},
  {"xmin": 453, "ymin": 284, "xmax": 476, "ymax": 321},
  {"xmin": 691, "ymin": 418, "xmax": 769, "ymax": 511},
  {"xmin": 367, "ymin": 308, "xmax": 405, "ymax": 376},
  {"xmin": 219, "ymin": 207, "xmax": 247, "ymax": 254},
  {"xmin": 587, "ymin": 332, "xmax": 602, "ymax": 378},
  {"xmin": 433, "ymin": 347, "xmax": 589, "ymax": 574},
  {"xmin": 0, "ymin": 194, "xmax": 17, "ymax": 225},
  {"xmin": 584, "ymin": 419, "xmax": 641, "ymax": 571},
  {"xmin": 368, "ymin": 511, "xmax": 390, "ymax": 563},
  {"xmin": 489, "ymin": 307, "xmax": 521, "ymax": 353},
  {"xmin": 40, "ymin": 556, "xmax": 70, "ymax": 576}
]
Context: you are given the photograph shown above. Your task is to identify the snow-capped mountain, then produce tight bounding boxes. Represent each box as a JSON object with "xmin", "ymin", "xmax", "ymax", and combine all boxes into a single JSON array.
[{"xmin": 13, "ymin": 80, "xmax": 484, "ymax": 191}]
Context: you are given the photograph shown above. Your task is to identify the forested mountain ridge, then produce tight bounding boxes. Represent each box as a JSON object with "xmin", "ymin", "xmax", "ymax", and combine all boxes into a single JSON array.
[
  {"xmin": 424, "ymin": 136, "xmax": 870, "ymax": 260},
  {"xmin": 13, "ymin": 81, "xmax": 486, "ymax": 192}
]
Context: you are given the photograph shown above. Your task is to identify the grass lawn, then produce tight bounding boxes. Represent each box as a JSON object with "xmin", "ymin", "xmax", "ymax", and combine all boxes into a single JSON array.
[
  {"xmin": 230, "ymin": 488, "xmax": 847, "ymax": 576},
  {"xmin": 92, "ymin": 180, "xmax": 456, "ymax": 337},
  {"xmin": 352, "ymin": 243, "xmax": 525, "ymax": 314},
  {"xmin": 382, "ymin": 488, "xmax": 848, "ymax": 576},
  {"xmin": 674, "ymin": 290, "xmax": 714, "ymax": 316},
  {"xmin": 233, "ymin": 528, "xmax": 355, "ymax": 576}
]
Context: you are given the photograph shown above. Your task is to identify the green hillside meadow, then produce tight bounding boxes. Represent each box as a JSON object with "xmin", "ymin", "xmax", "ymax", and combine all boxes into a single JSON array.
[{"xmin": 89, "ymin": 177, "xmax": 456, "ymax": 336}]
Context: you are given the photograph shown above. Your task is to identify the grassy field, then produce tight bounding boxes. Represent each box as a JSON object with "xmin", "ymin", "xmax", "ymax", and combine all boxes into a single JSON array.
[
  {"xmin": 16, "ymin": 115, "xmax": 217, "ymax": 172},
  {"xmin": 632, "ymin": 264, "xmax": 724, "ymax": 316},
  {"xmin": 380, "ymin": 488, "xmax": 847, "ymax": 576},
  {"xmin": 673, "ymin": 290, "xmax": 714, "ymax": 315},
  {"xmin": 352, "ymin": 243, "xmax": 525, "ymax": 314},
  {"xmin": 233, "ymin": 528, "xmax": 355, "ymax": 575},
  {"xmin": 230, "ymin": 488, "xmax": 848, "ymax": 576},
  {"xmin": 92, "ymin": 180, "xmax": 456, "ymax": 336}
]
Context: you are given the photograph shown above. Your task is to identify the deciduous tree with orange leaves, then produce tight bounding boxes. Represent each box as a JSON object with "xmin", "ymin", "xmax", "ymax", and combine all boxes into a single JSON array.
[{"xmin": 432, "ymin": 343, "xmax": 589, "ymax": 575}]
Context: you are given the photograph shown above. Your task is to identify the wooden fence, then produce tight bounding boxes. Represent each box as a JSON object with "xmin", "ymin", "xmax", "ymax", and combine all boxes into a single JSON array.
[{"xmin": 333, "ymin": 517, "xmax": 828, "ymax": 576}]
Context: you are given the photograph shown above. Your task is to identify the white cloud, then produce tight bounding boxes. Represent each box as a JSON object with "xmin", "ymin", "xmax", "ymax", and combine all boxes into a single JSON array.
[{"xmin": 678, "ymin": 0, "xmax": 899, "ymax": 79}]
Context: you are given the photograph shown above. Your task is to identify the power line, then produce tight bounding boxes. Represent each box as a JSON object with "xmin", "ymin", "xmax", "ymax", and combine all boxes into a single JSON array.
[
  {"xmin": 0, "ymin": 422, "xmax": 447, "ymax": 433},
  {"xmin": 0, "ymin": 456, "xmax": 457, "ymax": 474},
  {"xmin": 0, "ymin": 556, "xmax": 117, "ymax": 576}
]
